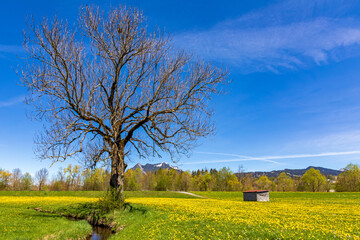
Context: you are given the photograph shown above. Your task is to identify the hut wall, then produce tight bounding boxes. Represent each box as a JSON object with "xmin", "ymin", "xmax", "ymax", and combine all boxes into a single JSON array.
[
  {"xmin": 256, "ymin": 192, "xmax": 269, "ymax": 202},
  {"xmin": 243, "ymin": 191, "xmax": 269, "ymax": 202},
  {"xmin": 243, "ymin": 192, "xmax": 257, "ymax": 201}
]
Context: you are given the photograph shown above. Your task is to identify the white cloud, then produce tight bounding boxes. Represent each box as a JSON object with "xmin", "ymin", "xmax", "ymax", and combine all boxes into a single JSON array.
[
  {"xmin": 0, "ymin": 96, "xmax": 25, "ymax": 108},
  {"xmin": 174, "ymin": 0, "xmax": 360, "ymax": 72}
]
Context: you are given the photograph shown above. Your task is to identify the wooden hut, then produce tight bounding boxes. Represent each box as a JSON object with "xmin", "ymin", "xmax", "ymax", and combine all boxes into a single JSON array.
[{"xmin": 243, "ymin": 190, "xmax": 269, "ymax": 202}]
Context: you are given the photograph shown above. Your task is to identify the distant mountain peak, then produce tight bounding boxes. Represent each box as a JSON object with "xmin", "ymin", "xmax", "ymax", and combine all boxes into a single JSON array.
[
  {"xmin": 155, "ymin": 162, "xmax": 168, "ymax": 167},
  {"xmin": 130, "ymin": 162, "xmax": 181, "ymax": 173}
]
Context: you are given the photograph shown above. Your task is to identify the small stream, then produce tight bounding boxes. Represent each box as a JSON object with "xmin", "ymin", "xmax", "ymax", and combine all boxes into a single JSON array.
[
  {"xmin": 66, "ymin": 216, "xmax": 113, "ymax": 240},
  {"xmin": 86, "ymin": 225, "xmax": 113, "ymax": 240}
]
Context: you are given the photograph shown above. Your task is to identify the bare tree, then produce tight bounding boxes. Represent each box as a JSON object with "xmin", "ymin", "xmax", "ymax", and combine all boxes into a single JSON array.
[
  {"xmin": 12, "ymin": 168, "xmax": 22, "ymax": 190},
  {"xmin": 20, "ymin": 5, "xmax": 228, "ymax": 202},
  {"xmin": 237, "ymin": 164, "xmax": 245, "ymax": 182},
  {"xmin": 36, "ymin": 168, "xmax": 48, "ymax": 190}
]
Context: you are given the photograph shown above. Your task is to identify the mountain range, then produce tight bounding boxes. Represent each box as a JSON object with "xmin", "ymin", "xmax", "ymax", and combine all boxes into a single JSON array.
[
  {"xmin": 130, "ymin": 163, "xmax": 343, "ymax": 178},
  {"xmin": 131, "ymin": 162, "xmax": 181, "ymax": 174},
  {"xmin": 236, "ymin": 166, "xmax": 343, "ymax": 178}
]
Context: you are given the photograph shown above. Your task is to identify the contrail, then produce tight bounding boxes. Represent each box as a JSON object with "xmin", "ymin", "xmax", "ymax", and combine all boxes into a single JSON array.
[
  {"xmin": 191, "ymin": 152, "xmax": 281, "ymax": 164},
  {"xmin": 182, "ymin": 150, "xmax": 360, "ymax": 165},
  {"xmin": 182, "ymin": 158, "xmax": 280, "ymax": 165},
  {"xmin": 251, "ymin": 150, "xmax": 360, "ymax": 160}
]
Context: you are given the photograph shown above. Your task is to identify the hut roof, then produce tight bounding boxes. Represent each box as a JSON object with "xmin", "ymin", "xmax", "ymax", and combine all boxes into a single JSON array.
[{"xmin": 243, "ymin": 190, "xmax": 269, "ymax": 193}]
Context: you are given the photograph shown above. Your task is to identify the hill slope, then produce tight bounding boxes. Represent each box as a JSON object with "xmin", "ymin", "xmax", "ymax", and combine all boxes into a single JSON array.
[
  {"xmin": 237, "ymin": 166, "xmax": 342, "ymax": 178},
  {"xmin": 130, "ymin": 163, "xmax": 342, "ymax": 178}
]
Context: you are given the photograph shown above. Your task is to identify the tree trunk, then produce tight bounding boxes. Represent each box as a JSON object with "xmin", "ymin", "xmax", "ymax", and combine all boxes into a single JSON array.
[{"xmin": 109, "ymin": 143, "xmax": 126, "ymax": 204}]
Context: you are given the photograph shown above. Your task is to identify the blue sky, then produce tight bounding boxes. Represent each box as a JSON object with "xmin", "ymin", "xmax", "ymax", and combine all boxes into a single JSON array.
[{"xmin": 2, "ymin": 0, "xmax": 360, "ymax": 176}]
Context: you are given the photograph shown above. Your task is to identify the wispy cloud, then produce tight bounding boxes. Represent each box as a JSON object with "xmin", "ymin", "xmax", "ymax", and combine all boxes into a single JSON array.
[
  {"xmin": 0, "ymin": 44, "xmax": 24, "ymax": 54},
  {"xmin": 182, "ymin": 158, "xmax": 280, "ymax": 165},
  {"xmin": 0, "ymin": 96, "xmax": 25, "ymax": 108},
  {"xmin": 190, "ymin": 151, "xmax": 281, "ymax": 164},
  {"xmin": 175, "ymin": 0, "xmax": 360, "ymax": 72},
  {"xmin": 283, "ymin": 131, "xmax": 360, "ymax": 153},
  {"xmin": 184, "ymin": 150, "xmax": 360, "ymax": 165}
]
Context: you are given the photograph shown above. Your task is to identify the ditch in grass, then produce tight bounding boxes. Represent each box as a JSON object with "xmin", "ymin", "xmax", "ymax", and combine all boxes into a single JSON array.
[{"xmin": 48, "ymin": 192, "xmax": 150, "ymax": 239}]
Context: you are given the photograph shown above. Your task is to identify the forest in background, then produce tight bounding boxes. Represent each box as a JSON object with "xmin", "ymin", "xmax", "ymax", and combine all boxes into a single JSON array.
[{"xmin": 0, "ymin": 164, "xmax": 359, "ymax": 192}]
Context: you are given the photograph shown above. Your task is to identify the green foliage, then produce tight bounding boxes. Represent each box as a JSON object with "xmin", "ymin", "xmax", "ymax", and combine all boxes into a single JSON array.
[
  {"xmin": 276, "ymin": 172, "xmax": 294, "ymax": 191},
  {"xmin": 256, "ymin": 175, "xmax": 274, "ymax": 190},
  {"xmin": 336, "ymin": 164, "xmax": 360, "ymax": 192},
  {"xmin": 2, "ymin": 164, "xmax": 359, "ymax": 193},
  {"xmin": 63, "ymin": 164, "xmax": 82, "ymax": 190},
  {"xmin": 56, "ymin": 189, "xmax": 126, "ymax": 226},
  {"xmin": 242, "ymin": 173, "xmax": 255, "ymax": 191},
  {"xmin": 82, "ymin": 168, "xmax": 109, "ymax": 191},
  {"xmin": 100, "ymin": 188, "xmax": 125, "ymax": 212},
  {"xmin": 155, "ymin": 168, "xmax": 170, "ymax": 191},
  {"xmin": 21, "ymin": 173, "xmax": 33, "ymax": 190},
  {"xmin": 0, "ymin": 169, "xmax": 11, "ymax": 190},
  {"xmin": 125, "ymin": 169, "xmax": 143, "ymax": 191},
  {"xmin": 176, "ymin": 171, "xmax": 192, "ymax": 191},
  {"xmin": 211, "ymin": 167, "xmax": 241, "ymax": 191},
  {"xmin": 299, "ymin": 168, "xmax": 327, "ymax": 192}
]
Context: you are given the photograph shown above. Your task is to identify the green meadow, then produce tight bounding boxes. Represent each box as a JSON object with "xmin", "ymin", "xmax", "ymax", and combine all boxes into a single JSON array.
[{"xmin": 1, "ymin": 191, "xmax": 360, "ymax": 239}]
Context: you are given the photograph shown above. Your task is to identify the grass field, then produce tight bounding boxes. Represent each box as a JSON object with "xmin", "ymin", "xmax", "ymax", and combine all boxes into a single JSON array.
[
  {"xmin": 0, "ymin": 195, "xmax": 97, "ymax": 239},
  {"xmin": 1, "ymin": 191, "xmax": 360, "ymax": 239}
]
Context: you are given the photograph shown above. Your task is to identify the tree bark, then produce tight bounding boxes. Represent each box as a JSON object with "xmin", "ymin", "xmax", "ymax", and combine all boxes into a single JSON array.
[{"xmin": 109, "ymin": 143, "xmax": 126, "ymax": 203}]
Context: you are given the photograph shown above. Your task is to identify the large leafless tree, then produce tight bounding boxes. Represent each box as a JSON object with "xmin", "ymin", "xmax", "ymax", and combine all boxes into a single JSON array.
[{"xmin": 20, "ymin": 5, "xmax": 228, "ymax": 201}]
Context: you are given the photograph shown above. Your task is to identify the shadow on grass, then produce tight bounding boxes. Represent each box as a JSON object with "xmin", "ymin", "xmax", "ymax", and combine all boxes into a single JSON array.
[
  {"xmin": 123, "ymin": 202, "xmax": 147, "ymax": 214},
  {"xmin": 21, "ymin": 211, "xmax": 64, "ymax": 219}
]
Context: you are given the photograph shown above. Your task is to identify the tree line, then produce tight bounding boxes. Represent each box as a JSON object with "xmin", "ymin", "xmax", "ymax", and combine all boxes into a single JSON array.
[
  {"xmin": 0, "ymin": 165, "xmax": 109, "ymax": 191},
  {"xmin": 124, "ymin": 167, "xmax": 333, "ymax": 192},
  {"xmin": 1, "ymin": 164, "xmax": 360, "ymax": 192}
]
